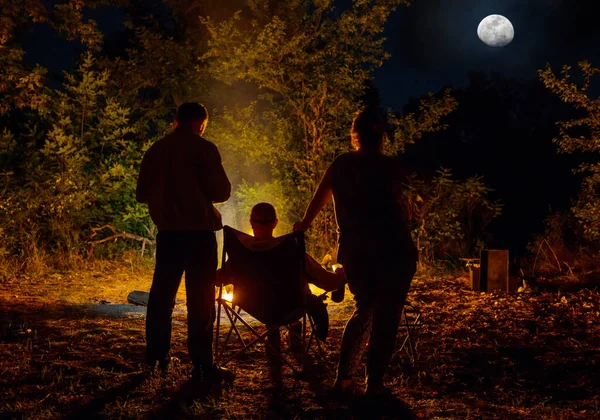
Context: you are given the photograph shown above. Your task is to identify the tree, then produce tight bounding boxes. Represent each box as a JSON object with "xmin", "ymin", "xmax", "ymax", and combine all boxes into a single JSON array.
[
  {"xmin": 0, "ymin": 0, "xmax": 459, "ymax": 272},
  {"xmin": 539, "ymin": 61, "xmax": 600, "ymax": 244},
  {"xmin": 389, "ymin": 88, "xmax": 458, "ymax": 154},
  {"xmin": 0, "ymin": 1, "xmax": 177, "ymax": 267},
  {"xmin": 402, "ymin": 169, "xmax": 502, "ymax": 264},
  {"xmin": 202, "ymin": 0, "xmax": 457, "ymax": 258},
  {"xmin": 0, "ymin": 0, "xmax": 114, "ymax": 268}
]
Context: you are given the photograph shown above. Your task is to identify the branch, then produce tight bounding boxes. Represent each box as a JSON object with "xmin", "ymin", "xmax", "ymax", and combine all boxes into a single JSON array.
[
  {"xmin": 88, "ymin": 225, "xmax": 156, "ymax": 259},
  {"xmin": 532, "ymin": 238, "xmax": 562, "ymax": 276}
]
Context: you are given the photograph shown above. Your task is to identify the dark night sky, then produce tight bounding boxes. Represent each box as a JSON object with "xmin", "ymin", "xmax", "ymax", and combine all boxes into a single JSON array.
[
  {"xmin": 28, "ymin": 0, "xmax": 600, "ymax": 110},
  {"xmin": 375, "ymin": 0, "xmax": 600, "ymax": 110}
]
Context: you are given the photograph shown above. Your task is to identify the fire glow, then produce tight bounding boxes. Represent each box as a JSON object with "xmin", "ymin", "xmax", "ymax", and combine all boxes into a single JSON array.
[
  {"xmin": 221, "ymin": 285, "xmax": 234, "ymax": 302},
  {"xmin": 217, "ymin": 263, "xmax": 343, "ymax": 303}
]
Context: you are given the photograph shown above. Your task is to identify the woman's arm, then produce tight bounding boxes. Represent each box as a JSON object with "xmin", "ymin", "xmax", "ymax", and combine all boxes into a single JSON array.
[{"xmin": 293, "ymin": 165, "xmax": 334, "ymax": 231}]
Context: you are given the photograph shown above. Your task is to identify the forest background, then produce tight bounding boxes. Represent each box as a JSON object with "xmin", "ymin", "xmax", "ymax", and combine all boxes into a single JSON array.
[{"xmin": 1, "ymin": 0, "xmax": 598, "ymax": 279}]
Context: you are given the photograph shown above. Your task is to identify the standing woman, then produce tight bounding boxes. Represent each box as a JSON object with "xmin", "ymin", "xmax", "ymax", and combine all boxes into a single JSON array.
[{"xmin": 293, "ymin": 106, "xmax": 418, "ymax": 396}]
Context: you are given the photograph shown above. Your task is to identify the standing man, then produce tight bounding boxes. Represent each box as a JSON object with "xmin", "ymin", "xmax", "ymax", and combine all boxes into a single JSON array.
[{"xmin": 136, "ymin": 102, "xmax": 233, "ymax": 386}]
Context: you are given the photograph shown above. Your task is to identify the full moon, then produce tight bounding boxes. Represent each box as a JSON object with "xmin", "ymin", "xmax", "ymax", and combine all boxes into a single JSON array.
[{"xmin": 477, "ymin": 15, "xmax": 514, "ymax": 47}]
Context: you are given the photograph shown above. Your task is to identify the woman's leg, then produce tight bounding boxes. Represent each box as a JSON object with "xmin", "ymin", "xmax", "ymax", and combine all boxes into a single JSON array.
[
  {"xmin": 334, "ymin": 243, "xmax": 374, "ymax": 386},
  {"xmin": 336, "ymin": 300, "xmax": 373, "ymax": 382},
  {"xmin": 365, "ymin": 258, "xmax": 416, "ymax": 391},
  {"xmin": 365, "ymin": 296, "xmax": 404, "ymax": 388}
]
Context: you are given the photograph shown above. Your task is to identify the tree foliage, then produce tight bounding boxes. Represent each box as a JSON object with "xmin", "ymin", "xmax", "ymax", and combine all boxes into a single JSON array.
[
  {"xmin": 0, "ymin": 1, "xmax": 164, "ymax": 268},
  {"xmin": 539, "ymin": 61, "xmax": 600, "ymax": 243},
  {"xmin": 0, "ymin": 51, "xmax": 149, "ymax": 268},
  {"xmin": 402, "ymin": 169, "xmax": 502, "ymax": 264},
  {"xmin": 389, "ymin": 88, "xmax": 458, "ymax": 154},
  {"xmin": 0, "ymin": 0, "xmax": 478, "ymax": 272},
  {"xmin": 202, "ymin": 0, "xmax": 462, "ymax": 258}
]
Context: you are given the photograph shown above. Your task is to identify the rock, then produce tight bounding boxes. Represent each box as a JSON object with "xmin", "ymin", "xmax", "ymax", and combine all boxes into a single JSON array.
[
  {"xmin": 127, "ymin": 291, "xmax": 149, "ymax": 306},
  {"xmin": 127, "ymin": 290, "xmax": 185, "ymax": 307}
]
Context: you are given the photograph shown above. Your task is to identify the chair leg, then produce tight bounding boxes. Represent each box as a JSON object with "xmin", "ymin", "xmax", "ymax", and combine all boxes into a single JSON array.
[
  {"xmin": 305, "ymin": 322, "xmax": 314, "ymax": 354},
  {"xmin": 215, "ymin": 297, "xmax": 222, "ymax": 361},
  {"xmin": 219, "ymin": 308, "xmax": 301, "ymax": 372},
  {"xmin": 217, "ymin": 301, "xmax": 248, "ymax": 365},
  {"xmin": 396, "ymin": 310, "xmax": 422, "ymax": 365},
  {"xmin": 223, "ymin": 304, "xmax": 246, "ymax": 347},
  {"xmin": 408, "ymin": 313, "xmax": 421, "ymax": 364},
  {"xmin": 218, "ymin": 306, "xmax": 326, "ymax": 374},
  {"xmin": 222, "ymin": 326, "xmax": 299, "ymax": 373},
  {"xmin": 307, "ymin": 315, "xmax": 326, "ymax": 360},
  {"xmin": 223, "ymin": 306, "xmax": 244, "ymax": 346},
  {"xmin": 302, "ymin": 313, "xmax": 308, "ymax": 371}
]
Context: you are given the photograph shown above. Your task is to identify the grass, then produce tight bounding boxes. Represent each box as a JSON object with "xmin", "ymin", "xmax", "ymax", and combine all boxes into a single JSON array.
[{"xmin": 1, "ymin": 259, "xmax": 600, "ymax": 419}]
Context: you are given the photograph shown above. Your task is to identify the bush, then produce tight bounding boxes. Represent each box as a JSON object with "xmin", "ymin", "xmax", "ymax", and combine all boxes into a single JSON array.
[{"xmin": 404, "ymin": 169, "xmax": 502, "ymax": 264}]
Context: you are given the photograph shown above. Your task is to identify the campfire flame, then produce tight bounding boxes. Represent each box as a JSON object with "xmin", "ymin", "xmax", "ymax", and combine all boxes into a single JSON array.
[{"xmin": 221, "ymin": 285, "xmax": 233, "ymax": 302}]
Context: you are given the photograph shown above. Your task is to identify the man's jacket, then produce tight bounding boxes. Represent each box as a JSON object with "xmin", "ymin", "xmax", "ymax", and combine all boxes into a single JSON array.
[{"xmin": 136, "ymin": 128, "xmax": 231, "ymax": 231}]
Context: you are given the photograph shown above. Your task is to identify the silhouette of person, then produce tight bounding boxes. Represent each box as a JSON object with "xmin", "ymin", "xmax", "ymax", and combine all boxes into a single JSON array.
[
  {"xmin": 246, "ymin": 203, "xmax": 345, "ymax": 294},
  {"xmin": 136, "ymin": 102, "xmax": 234, "ymax": 386},
  {"xmin": 219, "ymin": 202, "xmax": 345, "ymax": 386},
  {"xmin": 219, "ymin": 203, "xmax": 345, "ymax": 336},
  {"xmin": 294, "ymin": 106, "xmax": 418, "ymax": 397}
]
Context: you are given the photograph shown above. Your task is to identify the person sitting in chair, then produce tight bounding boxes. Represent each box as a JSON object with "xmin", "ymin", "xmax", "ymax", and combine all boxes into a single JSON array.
[
  {"xmin": 251, "ymin": 203, "xmax": 345, "ymax": 294},
  {"xmin": 219, "ymin": 203, "xmax": 346, "ymax": 338},
  {"xmin": 218, "ymin": 203, "xmax": 345, "ymax": 385}
]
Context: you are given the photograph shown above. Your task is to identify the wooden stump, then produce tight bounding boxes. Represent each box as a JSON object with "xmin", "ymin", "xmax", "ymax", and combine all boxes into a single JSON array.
[{"xmin": 480, "ymin": 249, "xmax": 509, "ymax": 292}]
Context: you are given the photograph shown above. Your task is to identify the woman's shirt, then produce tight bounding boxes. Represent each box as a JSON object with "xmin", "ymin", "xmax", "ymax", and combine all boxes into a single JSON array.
[{"xmin": 330, "ymin": 151, "xmax": 414, "ymax": 251}]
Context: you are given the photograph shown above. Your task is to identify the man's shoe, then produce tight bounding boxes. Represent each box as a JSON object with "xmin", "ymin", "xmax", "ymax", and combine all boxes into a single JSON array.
[{"xmin": 192, "ymin": 364, "xmax": 235, "ymax": 387}]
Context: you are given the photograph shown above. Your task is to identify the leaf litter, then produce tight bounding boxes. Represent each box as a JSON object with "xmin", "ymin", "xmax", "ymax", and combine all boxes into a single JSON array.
[{"xmin": 1, "ymin": 263, "xmax": 600, "ymax": 419}]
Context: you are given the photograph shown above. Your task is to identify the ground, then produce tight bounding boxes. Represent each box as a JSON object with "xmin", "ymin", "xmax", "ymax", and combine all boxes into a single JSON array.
[{"xmin": 1, "ymin": 260, "xmax": 600, "ymax": 419}]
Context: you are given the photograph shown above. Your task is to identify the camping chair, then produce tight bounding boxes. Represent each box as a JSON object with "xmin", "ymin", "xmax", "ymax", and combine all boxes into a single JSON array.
[
  {"xmin": 214, "ymin": 226, "xmax": 324, "ymax": 373},
  {"xmin": 395, "ymin": 301, "xmax": 423, "ymax": 365}
]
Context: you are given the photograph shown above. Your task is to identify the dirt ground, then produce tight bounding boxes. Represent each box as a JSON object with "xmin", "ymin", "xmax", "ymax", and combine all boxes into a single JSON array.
[{"xmin": 1, "ymin": 261, "xmax": 600, "ymax": 419}]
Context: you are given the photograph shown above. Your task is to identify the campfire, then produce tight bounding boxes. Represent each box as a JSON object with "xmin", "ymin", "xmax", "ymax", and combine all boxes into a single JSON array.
[{"xmin": 219, "ymin": 285, "xmax": 234, "ymax": 302}]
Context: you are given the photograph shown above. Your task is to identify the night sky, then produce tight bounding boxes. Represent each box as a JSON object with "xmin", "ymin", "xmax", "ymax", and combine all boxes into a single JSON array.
[
  {"xmin": 376, "ymin": 0, "xmax": 600, "ymax": 110},
  {"xmin": 28, "ymin": 1, "xmax": 600, "ymax": 110}
]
